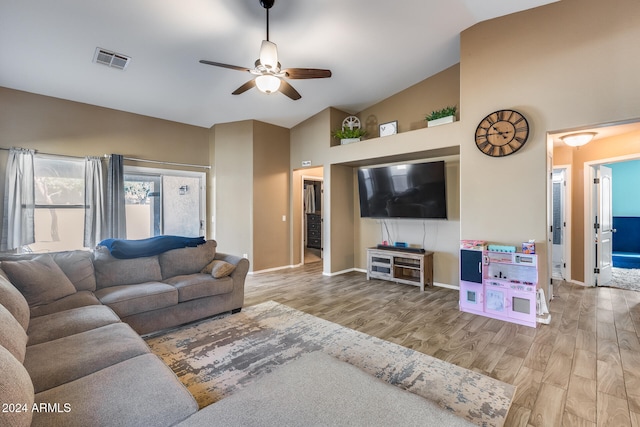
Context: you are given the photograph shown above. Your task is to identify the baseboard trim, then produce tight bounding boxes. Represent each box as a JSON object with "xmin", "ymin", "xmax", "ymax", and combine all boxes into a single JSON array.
[
  {"xmin": 322, "ymin": 268, "xmax": 358, "ymax": 277},
  {"xmin": 249, "ymin": 264, "xmax": 297, "ymax": 275},
  {"xmin": 434, "ymin": 282, "xmax": 458, "ymax": 290}
]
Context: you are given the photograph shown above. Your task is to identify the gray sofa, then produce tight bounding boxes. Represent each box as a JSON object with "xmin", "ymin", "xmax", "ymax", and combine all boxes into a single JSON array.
[{"xmin": 0, "ymin": 240, "xmax": 249, "ymax": 426}]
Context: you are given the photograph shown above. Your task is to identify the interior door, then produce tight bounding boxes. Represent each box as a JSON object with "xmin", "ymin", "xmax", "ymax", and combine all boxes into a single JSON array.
[
  {"xmin": 552, "ymin": 169, "xmax": 566, "ymax": 279},
  {"xmin": 596, "ymin": 165, "xmax": 613, "ymax": 286}
]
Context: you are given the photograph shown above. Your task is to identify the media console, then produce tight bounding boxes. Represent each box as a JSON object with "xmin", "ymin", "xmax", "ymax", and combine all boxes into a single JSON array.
[{"xmin": 366, "ymin": 247, "xmax": 433, "ymax": 292}]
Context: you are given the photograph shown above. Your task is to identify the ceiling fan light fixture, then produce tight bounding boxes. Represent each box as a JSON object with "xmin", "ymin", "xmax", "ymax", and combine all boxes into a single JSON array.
[
  {"xmin": 259, "ymin": 40, "xmax": 278, "ymax": 70},
  {"xmin": 561, "ymin": 132, "xmax": 596, "ymax": 147},
  {"xmin": 255, "ymin": 74, "xmax": 281, "ymax": 94}
]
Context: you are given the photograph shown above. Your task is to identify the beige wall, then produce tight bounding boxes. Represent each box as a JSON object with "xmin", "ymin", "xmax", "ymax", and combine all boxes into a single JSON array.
[
  {"xmin": 213, "ymin": 120, "xmax": 290, "ymax": 272},
  {"xmin": 554, "ymin": 130, "xmax": 640, "ymax": 282},
  {"xmin": 0, "ymin": 88, "xmax": 208, "ymax": 162},
  {"xmin": 0, "ymin": 87, "xmax": 211, "ymax": 237},
  {"xmin": 252, "ymin": 121, "xmax": 291, "ymax": 271},
  {"xmin": 329, "ymin": 164, "xmax": 355, "ymax": 273},
  {"xmin": 213, "ymin": 121, "xmax": 253, "ymax": 259},
  {"xmin": 291, "ymin": 66, "xmax": 462, "ymax": 282},
  {"xmin": 459, "ymin": 0, "xmax": 640, "ymax": 297},
  {"xmin": 357, "ymin": 64, "xmax": 460, "ymax": 136}
]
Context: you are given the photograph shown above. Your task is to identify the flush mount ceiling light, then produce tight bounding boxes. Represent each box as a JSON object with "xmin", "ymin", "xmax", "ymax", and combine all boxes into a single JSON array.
[
  {"xmin": 561, "ymin": 132, "xmax": 597, "ymax": 147},
  {"xmin": 198, "ymin": 0, "xmax": 331, "ymax": 99}
]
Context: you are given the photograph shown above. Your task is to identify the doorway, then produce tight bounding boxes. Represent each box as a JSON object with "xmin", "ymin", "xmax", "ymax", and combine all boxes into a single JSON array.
[
  {"xmin": 586, "ymin": 157, "xmax": 640, "ymax": 289},
  {"xmin": 552, "ymin": 167, "xmax": 570, "ymax": 281},
  {"xmin": 302, "ymin": 176, "xmax": 323, "ymax": 264}
]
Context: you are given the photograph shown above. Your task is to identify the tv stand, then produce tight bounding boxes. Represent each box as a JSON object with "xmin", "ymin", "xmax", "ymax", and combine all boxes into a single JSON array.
[{"xmin": 366, "ymin": 247, "xmax": 433, "ymax": 291}]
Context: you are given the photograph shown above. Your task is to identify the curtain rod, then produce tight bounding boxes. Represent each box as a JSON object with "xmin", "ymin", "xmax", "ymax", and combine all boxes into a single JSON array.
[{"xmin": 0, "ymin": 147, "xmax": 211, "ymax": 170}]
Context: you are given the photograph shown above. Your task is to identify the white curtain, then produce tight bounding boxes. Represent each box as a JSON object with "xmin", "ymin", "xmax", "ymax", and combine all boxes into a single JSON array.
[
  {"xmin": 1, "ymin": 148, "xmax": 35, "ymax": 251},
  {"xmin": 84, "ymin": 156, "xmax": 105, "ymax": 248}
]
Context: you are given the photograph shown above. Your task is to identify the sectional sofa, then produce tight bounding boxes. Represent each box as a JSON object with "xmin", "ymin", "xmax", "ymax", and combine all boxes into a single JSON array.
[{"xmin": 0, "ymin": 240, "xmax": 249, "ymax": 426}]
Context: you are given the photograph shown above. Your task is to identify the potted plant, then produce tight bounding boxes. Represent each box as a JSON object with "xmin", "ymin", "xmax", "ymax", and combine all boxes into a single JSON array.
[
  {"xmin": 332, "ymin": 126, "xmax": 367, "ymax": 145},
  {"xmin": 425, "ymin": 105, "xmax": 457, "ymax": 127}
]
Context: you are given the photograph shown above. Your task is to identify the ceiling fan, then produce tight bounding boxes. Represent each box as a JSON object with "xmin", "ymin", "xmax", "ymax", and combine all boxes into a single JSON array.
[{"xmin": 199, "ymin": 0, "xmax": 331, "ymax": 100}]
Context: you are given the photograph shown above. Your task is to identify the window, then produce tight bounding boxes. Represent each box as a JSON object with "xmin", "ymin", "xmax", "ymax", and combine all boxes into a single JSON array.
[
  {"xmin": 27, "ymin": 158, "xmax": 205, "ymax": 253},
  {"xmin": 30, "ymin": 157, "xmax": 85, "ymax": 252},
  {"xmin": 124, "ymin": 166, "xmax": 205, "ymax": 240}
]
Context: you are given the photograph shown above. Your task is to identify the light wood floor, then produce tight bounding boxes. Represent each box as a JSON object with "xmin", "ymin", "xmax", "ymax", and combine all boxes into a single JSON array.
[{"xmin": 244, "ymin": 263, "xmax": 640, "ymax": 427}]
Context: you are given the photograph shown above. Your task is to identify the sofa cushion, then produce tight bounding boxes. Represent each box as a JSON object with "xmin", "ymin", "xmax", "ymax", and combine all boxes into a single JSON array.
[
  {"xmin": 0, "ymin": 273, "xmax": 29, "ymax": 331},
  {"xmin": 201, "ymin": 259, "xmax": 236, "ymax": 278},
  {"xmin": 32, "ymin": 354, "xmax": 198, "ymax": 427},
  {"xmin": 94, "ymin": 282, "xmax": 178, "ymax": 318},
  {"xmin": 0, "ymin": 345, "xmax": 34, "ymax": 427},
  {"xmin": 51, "ymin": 251, "xmax": 97, "ymax": 292},
  {"xmin": 93, "ymin": 246, "xmax": 162, "ymax": 289},
  {"xmin": 24, "ymin": 323, "xmax": 150, "ymax": 393},
  {"xmin": 164, "ymin": 274, "xmax": 234, "ymax": 302},
  {"xmin": 27, "ymin": 305, "xmax": 121, "ymax": 346},
  {"xmin": 0, "ymin": 251, "xmax": 97, "ymax": 292},
  {"xmin": 0, "ymin": 303, "xmax": 28, "ymax": 362},
  {"xmin": 29, "ymin": 290, "xmax": 102, "ymax": 318},
  {"xmin": 159, "ymin": 240, "xmax": 217, "ymax": 279},
  {"xmin": 1, "ymin": 255, "xmax": 77, "ymax": 307}
]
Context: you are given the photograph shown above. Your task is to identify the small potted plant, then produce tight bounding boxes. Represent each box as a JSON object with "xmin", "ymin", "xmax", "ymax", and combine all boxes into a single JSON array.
[
  {"xmin": 333, "ymin": 116, "xmax": 367, "ymax": 144},
  {"xmin": 425, "ymin": 105, "xmax": 457, "ymax": 127}
]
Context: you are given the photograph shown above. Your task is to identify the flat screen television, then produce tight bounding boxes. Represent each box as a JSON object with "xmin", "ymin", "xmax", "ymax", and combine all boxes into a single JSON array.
[{"xmin": 357, "ymin": 160, "xmax": 447, "ymax": 219}]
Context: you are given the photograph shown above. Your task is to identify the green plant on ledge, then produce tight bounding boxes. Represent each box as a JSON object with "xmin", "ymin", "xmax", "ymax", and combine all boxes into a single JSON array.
[
  {"xmin": 425, "ymin": 105, "xmax": 457, "ymax": 122},
  {"xmin": 332, "ymin": 127, "xmax": 367, "ymax": 140}
]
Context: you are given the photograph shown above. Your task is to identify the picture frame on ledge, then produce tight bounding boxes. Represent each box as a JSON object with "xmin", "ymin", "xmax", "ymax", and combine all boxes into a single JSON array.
[{"xmin": 379, "ymin": 121, "xmax": 398, "ymax": 137}]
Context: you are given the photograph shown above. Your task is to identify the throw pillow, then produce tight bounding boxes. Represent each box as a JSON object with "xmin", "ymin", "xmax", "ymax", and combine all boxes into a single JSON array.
[
  {"xmin": 1, "ymin": 255, "xmax": 77, "ymax": 307},
  {"xmin": 201, "ymin": 260, "xmax": 236, "ymax": 279}
]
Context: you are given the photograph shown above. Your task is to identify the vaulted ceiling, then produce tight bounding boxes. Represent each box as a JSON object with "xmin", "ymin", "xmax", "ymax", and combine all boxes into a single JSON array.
[{"xmin": 0, "ymin": 0, "xmax": 558, "ymax": 128}]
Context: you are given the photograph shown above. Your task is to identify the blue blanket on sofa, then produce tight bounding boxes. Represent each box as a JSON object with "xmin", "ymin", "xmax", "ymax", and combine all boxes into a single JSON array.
[{"xmin": 99, "ymin": 235, "xmax": 206, "ymax": 259}]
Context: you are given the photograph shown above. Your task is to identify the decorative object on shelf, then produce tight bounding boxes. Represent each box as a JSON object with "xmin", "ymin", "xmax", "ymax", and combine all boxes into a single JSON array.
[
  {"xmin": 560, "ymin": 132, "xmax": 596, "ymax": 147},
  {"xmin": 425, "ymin": 105, "xmax": 457, "ymax": 127},
  {"xmin": 379, "ymin": 120, "xmax": 398, "ymax": 137},
  {"xmin": 333, "ymin": 115, "xmax": 366, "ymax": 145},
  {"xmin": 475, "ymin": 109, "xmax": 529, "ymax": 157}
]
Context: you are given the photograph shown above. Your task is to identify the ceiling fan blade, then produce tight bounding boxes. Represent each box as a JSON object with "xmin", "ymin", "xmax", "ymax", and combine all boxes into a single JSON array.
[
  {"xmin": 232, "ymin": 79, "xmax": 257, "ymax": 95},
  {"xmin": 283, "ymin": 68, "xmax": 332, "ymax": 79},
  {"xmin": 279, "ymin": 80, "xmax": 301, "ymax": 100},
  {"xmin": 199, "ymin": 60, "xmax": 251, "ymax": 73}
]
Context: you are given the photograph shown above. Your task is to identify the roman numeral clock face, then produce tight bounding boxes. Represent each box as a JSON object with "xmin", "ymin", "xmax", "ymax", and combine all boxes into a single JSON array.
[{"xmin": 475, "ymin": 110, "xmax": 529, "ymax": 157}]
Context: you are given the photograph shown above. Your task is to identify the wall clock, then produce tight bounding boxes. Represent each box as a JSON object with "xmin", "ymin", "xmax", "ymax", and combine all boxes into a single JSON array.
[{"xmin": 475, "ymin": 110, "xmax": 529, "ymax": 157}]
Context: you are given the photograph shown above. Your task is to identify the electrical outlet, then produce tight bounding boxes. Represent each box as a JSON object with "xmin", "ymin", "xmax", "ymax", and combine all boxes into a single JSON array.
[{"xmin": 282, "ymin": 215, "xmax": 286, "ymax": 221}]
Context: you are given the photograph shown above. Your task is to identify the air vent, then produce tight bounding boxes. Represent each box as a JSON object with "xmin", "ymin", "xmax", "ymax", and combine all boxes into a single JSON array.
[{"xmin": 93, "ymin": 48, "xmax": 131, "ymax": 70}]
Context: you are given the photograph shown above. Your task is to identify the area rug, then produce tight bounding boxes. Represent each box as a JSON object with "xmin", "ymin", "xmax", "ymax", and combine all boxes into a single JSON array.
[
  {"xmin": 146, "ymin": 301, "xmax": 515, "ymax": 427},
  {"xmin": 608, "ymin": 267, "xmax": 640, "ymax": 292}
]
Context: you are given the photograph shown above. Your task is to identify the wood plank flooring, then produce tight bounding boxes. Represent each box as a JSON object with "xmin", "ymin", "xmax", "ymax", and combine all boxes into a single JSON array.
[{"xmin": 244, "ymin": 263, "xmax": 640, "ymax": 426}]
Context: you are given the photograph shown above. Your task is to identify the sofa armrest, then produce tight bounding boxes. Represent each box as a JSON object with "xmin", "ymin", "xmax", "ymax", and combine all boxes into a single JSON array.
[{"xmin": 213, "ymin": 252, "xmax": 249, "ymax": 310}]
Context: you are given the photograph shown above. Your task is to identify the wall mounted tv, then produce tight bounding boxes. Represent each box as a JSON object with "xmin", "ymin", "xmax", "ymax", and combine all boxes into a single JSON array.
[{"xmin": 357, "ymin": 160, "xmax": 447, "ymax": 219}]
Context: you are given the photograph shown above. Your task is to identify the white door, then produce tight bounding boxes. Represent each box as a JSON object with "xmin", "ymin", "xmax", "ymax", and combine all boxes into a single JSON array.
[
  {"xmin": 552, "ymin": 169, "xmax": 566, "ymax": 280},
  {"xmin": 596, "ymin": 165, "xmax": 613, "ymax": 286}
]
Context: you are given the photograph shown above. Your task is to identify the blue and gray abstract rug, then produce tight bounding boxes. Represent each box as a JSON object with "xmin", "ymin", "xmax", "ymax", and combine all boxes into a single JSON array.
[{"xmin": 146, "ymin": 301, "xmax": 515, "ymax": 427}]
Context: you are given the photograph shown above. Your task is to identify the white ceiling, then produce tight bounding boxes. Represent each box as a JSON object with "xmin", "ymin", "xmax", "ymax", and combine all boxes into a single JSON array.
[{"xmin": 0, "ymin": 0, "xmax": 558, "ymax": 129}]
